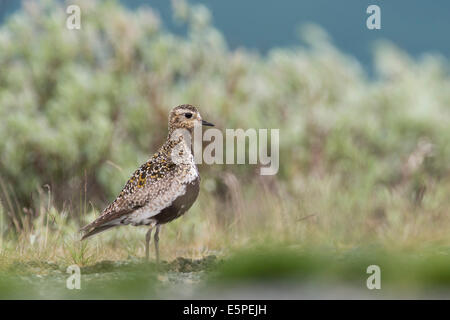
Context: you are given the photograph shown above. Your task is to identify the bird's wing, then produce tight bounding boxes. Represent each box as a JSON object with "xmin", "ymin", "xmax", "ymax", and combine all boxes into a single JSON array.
[{"xmin": 80, "ymin": 154, "xmax": 177, "ymax": 239}]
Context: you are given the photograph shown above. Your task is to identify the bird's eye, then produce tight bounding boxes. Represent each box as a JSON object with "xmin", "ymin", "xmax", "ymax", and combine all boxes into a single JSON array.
[{"xmin": 185, "ymin": 113, "xmax": 193, "ymax": 119}]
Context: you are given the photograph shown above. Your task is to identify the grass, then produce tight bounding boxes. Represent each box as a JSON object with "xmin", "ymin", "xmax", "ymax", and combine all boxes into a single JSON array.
[
  {"xmin": 0, "ymin": 174, "xmax": 449, "ymax": 298},
  {"xmin": 1, "ymin": 241, "xmax": 450, "ymax": 299}
]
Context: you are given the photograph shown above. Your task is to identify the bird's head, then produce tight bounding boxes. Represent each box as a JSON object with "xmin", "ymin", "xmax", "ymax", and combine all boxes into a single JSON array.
[{"xmin": 168, "ymin": 104, "xmax": 214, "ymax": 132}]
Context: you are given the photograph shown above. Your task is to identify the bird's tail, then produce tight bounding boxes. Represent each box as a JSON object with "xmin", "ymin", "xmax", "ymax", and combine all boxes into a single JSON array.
[{"xmin": 79, "ymin": 222, "xmax": 115, "ymax": 240}]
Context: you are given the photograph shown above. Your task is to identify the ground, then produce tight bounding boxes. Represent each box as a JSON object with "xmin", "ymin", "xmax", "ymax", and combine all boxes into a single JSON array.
[{"xmin": 2, "ymin": 246, "xmax": 450, "ymax": 299}]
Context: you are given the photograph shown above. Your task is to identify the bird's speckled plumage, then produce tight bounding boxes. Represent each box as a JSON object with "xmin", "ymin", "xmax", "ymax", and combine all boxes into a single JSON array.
[{"xmin": 80, "ymin": 105, "xmax": 212, "ymax": 244}]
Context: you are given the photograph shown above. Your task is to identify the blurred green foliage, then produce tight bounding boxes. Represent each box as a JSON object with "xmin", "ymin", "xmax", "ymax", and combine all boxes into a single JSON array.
[
  {"xmin": 2, "ymin": 246, "xmax": 450, "ymax": 299},
  {"xmin": 0, "ymin": 2, "xmax": 449, "ymax": 297},
  {"xmin": 0, "ymin": 0, "xmax": 449, "ymax": 234},
  {"xmin": 211, "ymin": 246, "xmax": 450, "ymax": 290}
]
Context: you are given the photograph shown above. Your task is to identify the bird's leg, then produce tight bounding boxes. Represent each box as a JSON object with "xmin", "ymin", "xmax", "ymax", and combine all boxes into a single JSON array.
[
  {"xmin": 145, "ymin": 227, "xmax": 153, "ymax": 261},
  {"xmin": 154, "ymin": 225, "xmax": 160, "ymax": 264}
]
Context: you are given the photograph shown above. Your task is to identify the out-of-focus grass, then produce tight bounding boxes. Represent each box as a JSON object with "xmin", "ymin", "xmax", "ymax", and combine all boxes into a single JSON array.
[
  {"xmin": 211, "ymin": 246, "xmax": 450, "ymax": 291},
  {"xmin": 1, "ymin": 245, "xmax": 450, "ymax": 299},
  {"xmin": 0, "ymin": 259, "xmax": 159, "ymax": 299}
]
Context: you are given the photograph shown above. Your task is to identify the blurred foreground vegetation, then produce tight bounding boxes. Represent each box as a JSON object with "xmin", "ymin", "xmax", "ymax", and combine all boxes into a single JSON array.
[{"xmin": 0, "ymin": 0, "xmax": 449, "ymax": 298}]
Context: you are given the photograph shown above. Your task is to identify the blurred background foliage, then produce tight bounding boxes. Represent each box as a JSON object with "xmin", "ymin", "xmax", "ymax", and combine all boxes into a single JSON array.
[{"xmin": 0, "ymin": 0, "xmax": 449, "ymax": 253}]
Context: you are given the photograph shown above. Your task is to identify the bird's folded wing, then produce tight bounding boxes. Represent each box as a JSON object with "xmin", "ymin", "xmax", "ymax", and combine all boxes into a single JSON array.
[{"xmin": 80, "ymin": 157, "xmax": 177, "ymax": 239}]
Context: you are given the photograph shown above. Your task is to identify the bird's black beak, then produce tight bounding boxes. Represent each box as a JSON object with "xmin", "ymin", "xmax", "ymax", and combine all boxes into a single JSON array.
[{"xmin": 202, "ymin": 120, "xmax": 214, "ymax": 127}]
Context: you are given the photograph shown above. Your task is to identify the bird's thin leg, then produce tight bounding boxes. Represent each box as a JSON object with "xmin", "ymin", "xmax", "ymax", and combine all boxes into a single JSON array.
[
  {"xmin": 154, "ymin": 225, "xmax": 160, "ymax": 264},
  {"xmin": 145, "ymin": 227, "xmax": 153, "ymax": 261}
]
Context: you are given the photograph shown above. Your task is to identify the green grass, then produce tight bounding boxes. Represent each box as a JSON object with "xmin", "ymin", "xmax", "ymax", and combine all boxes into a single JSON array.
[{"xmin": 211, "ymin": 246, "xmax": 450, "ymax": 289}]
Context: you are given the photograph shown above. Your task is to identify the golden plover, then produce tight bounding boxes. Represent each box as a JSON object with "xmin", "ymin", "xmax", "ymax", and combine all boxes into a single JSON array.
[{"xmin": 80, "ymin": 104, "xmax": 214, "ymax": 262}]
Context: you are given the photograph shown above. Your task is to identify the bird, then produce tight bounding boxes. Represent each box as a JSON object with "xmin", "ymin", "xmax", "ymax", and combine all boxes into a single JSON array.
[{"xmin": 80, "ymin": 104, "xmax": 214, "ymax": 262}]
